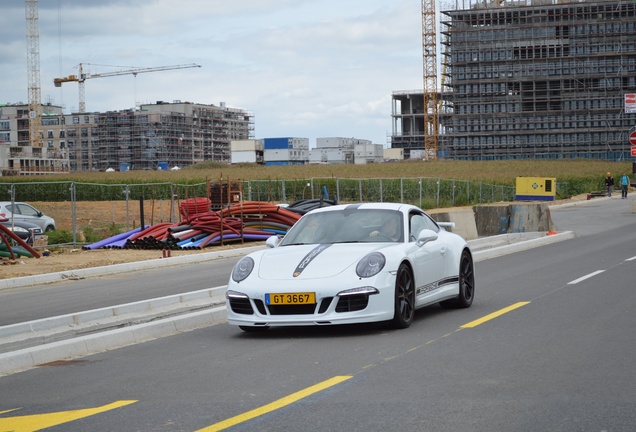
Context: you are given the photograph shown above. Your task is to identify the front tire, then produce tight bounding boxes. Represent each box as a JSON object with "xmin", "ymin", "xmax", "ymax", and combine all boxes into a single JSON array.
[
  {"xmin": 391, "ymin": 263, "xmax": 415, "ymax": 329},
  {"xmin": 440, "ymin": 250, "xmax": 474, "ymax": 309},
  {"xmin": 239, "ymin": 325, "xmax": 270, "ymax": 333}
]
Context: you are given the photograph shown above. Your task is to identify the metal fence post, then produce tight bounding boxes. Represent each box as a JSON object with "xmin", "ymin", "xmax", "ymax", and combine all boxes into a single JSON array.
[
  {"xmin": 70, "ymin": 182, "xmax": 77, "ymax": 245},
  {"xmin": 436, "ymin": 178, "xmax": 441, "ymax": 207},
  {"xmin": 467, "ymin": 181, "xmax": 470, "ymax": 204},
  {"xmin": 281, "ymin": 180, "xmax": 286, "ymax": 203},
  {"xmin": 124, "ymin": 186, "xmax": 130, "ymax": 230}
]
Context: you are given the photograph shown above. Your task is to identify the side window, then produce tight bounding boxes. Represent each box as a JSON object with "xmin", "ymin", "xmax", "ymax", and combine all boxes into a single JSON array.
[
  {"xmin": 422, "ymin": 213, "xmax": 440, "ymax": 232},
  {"xmin": 409, "ymin": 213, "xmax": 426, "ymax": 242},
  {"xmin": 409, "ymin": 212, "xmax": 439, "ymax": 242},
  {"xmin": 17, "ymin": 204, "xmax": 38, "ymax": 217}
]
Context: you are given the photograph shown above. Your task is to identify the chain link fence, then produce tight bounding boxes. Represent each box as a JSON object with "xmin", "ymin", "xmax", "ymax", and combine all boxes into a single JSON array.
[{"xmin": 1, "ymin": 177, "xmax": 545, "ymax": 245}]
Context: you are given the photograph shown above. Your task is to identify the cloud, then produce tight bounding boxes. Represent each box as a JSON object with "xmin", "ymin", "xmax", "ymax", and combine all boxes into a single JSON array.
[{"xmin": 1, "ymin": 0, "xmax": 423, "ymax": 146}]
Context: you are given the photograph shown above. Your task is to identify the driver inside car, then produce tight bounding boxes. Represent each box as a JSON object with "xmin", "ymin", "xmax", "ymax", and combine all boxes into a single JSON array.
[{"xmin": 369, "ymin": 217, "xmax": 401, "ymax": 242}]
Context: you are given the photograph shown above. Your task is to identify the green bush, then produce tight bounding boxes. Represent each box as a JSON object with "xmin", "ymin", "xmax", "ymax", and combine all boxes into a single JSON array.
[{"xmin": 45, "ymin": 230, "xmax": 74, "ymax": 245}]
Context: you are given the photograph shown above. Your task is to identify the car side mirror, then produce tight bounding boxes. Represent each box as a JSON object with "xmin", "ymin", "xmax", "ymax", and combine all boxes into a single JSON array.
[
  {"xmin": 266, "ymin": 235, "xmax": 281, "ymax": 248},
  {"xmin": 416, "ymin": 229, "xmax": 438, "ymax": 247}
]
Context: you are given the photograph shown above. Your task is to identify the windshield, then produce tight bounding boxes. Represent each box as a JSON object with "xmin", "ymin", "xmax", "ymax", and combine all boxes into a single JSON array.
[{"xmin": 280, "ymin": 208, "xmax": 403, "ymax": 245}]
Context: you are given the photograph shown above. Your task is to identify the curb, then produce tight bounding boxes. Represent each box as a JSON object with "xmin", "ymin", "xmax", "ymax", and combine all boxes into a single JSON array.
[
  {"xmin": 473, "ymin": 231, "xmax": 575, "ymax": 261},
  {"xmin": 0, "ymin": 286, "xmax": 227, "ymax": 353},
  {"xmin": 0, "ymin": 305, "xmax": 227, "ymax": 377}
]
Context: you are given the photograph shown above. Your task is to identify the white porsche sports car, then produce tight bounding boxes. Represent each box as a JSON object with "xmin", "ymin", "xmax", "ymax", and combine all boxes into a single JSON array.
[{"xmin": 226, "ymin": 203, "xmax": 475, "ymax": 332}]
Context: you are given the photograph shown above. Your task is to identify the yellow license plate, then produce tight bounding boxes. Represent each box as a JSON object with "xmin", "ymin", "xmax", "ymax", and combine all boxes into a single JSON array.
[{"xmin": 266, "ymin": 292, "xmax": 316, "ymax": 305}]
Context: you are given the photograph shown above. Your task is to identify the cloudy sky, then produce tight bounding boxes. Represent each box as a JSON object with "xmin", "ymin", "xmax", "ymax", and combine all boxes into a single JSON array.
[{"xmin": 1, "ymin": 0, "xmax": 427, "ymax": 147}]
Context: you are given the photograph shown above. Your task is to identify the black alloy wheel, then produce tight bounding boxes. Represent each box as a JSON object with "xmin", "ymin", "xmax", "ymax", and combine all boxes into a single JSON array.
[
  {"xmin": 440, "ymin": 250, "xmax": 475, "ymax": 309},
  {"xmin": 392, "ymin": 263, "xmax": 415, "ymax": 329}
]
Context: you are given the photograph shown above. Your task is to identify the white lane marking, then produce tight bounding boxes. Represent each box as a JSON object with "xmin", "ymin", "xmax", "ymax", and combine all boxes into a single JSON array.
[
  {"xmin": 626, "ymin": 256, "xmax": 636, "ymax": 262},
  {"xmin": 567, "ymin": 270, "xmax": 605, "ymax": 285}
]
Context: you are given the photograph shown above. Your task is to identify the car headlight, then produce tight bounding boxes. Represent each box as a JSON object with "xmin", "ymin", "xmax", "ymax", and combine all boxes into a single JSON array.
[
  {"xmin": 356, "ymin": 252, "xmax": 386, "ymax": 278},
  {"xmin": 232, "ymin": 256, "xmax": 254, "ymax": 282}
]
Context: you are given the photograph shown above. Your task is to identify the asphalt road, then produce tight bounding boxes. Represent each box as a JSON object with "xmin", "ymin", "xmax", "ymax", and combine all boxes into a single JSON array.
[{"xmin": 0, "ymin": 196, "xmax": 635, "ymax": 431}]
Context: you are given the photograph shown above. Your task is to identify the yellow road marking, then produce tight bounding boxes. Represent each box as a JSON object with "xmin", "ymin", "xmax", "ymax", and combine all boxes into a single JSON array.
[
  {"xmin": 460, "ymin": 301, "xmax": 530, "ymax": 328},
  {"xmin": 197, "ymin": 375, "xmax": 352, "ymax": 432},
  {"xmin": 0, "ymin": 400, "xmax": 137, "ymax": 432}
]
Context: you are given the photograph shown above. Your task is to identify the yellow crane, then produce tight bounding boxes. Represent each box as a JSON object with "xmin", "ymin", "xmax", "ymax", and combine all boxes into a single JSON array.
[
  {"xmin": 53, "ymin": 63, "xmax": 202, "ymax": 112},
  {"xmin": 25, "ymin": 0, "xmax": 41, "ymax": 148},
  {"xmin": 421, "ymin": 0, "xmax": 438, "ymax": 160}
]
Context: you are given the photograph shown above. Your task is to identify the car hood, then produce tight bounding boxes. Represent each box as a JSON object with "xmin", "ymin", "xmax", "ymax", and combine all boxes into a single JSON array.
[{"xmin": 256, "ymin": 243, "xmax": 393, "ymax": 280}]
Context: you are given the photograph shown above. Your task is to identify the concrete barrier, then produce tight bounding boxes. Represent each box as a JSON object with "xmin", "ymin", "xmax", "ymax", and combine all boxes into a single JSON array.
[
  {"xmin": 473, "ymin": 203, "xmax": 556, "ymax": 236},
  {"xmin": 430, "ymin": 209, "xmax": 479, "ymax": 240},
  {"xmin": 472, "ymin": 205, "xmax": 510, "ymax": 236},
  {"xmin": 508, "ymin": 203, "xmax": 556, "ymax": 233}
]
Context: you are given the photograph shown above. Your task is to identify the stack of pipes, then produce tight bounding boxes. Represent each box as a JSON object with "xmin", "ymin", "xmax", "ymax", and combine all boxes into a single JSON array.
[{"xmin": 84, "ymin": 200, "xmax": 302, "ymax": 251}]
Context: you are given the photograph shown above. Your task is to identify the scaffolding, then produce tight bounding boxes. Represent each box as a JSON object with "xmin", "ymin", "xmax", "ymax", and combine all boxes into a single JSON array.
[
  {"xmin": 93, "ymin": 102, "xmax": 253, "ymax": 171},
  {"xmin": 392, "ymin": 0, "xmax": 636, "ymax": 161}
]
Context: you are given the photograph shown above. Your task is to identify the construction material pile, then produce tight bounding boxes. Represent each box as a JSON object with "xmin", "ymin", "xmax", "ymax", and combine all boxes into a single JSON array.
[
  {"xmin": 0, "ymin": 219, "xmax": 41, "ymax": 260},
  {"xmin": 83, "ymin": 200, "xmax": 303, "ymax": 251}
]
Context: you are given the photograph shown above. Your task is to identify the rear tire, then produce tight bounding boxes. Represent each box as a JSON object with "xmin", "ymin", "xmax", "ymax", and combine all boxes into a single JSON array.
[
  {"xmin": 440, "ymin": 250, "xmax": 474, "ymax": 309},
  {"xmin": 391, "ymin": 263, "xmax": 415, "ymax": 329}
]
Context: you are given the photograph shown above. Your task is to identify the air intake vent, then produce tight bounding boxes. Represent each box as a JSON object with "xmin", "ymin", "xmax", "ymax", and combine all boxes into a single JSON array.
[{"xmin": 545, "ymin": 179, "xmax": 553, "ymax": 192}]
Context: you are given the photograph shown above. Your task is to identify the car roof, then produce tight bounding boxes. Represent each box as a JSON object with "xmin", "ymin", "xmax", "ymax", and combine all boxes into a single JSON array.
[
  {"xmin": 306, "ymin": 202, "xmax": 419, "ymax": 214},
  {"xmin": 0, "ymin": 201, "xmax": 31, "ymax": 207}
]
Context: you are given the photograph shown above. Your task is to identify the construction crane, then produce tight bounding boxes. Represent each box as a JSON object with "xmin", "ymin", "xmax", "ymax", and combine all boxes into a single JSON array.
[
  {"xmin": 53, "ymin": 63, "xmax": 202, "ymax": 112},
  {"xmin": 25, "ymin": 0, "xmax": 41, "ymax": 148},
  {"xmin": 422, "ymin": 0, "xmax": 438, "ymax": 160}
]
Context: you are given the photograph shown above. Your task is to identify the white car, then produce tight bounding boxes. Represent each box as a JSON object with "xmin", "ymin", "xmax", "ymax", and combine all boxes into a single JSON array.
[
  {"xmin": 226, "ymin": 202, "xmax": 475, "ymax": 332},
  {"xmin": 0, "ymin": 202, "xmax": 56, "ymax": 232}
]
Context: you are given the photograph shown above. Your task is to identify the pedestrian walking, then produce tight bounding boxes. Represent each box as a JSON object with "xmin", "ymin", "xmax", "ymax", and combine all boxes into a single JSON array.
[
  {"xmin": 605, "ymin": 172, "xmax": 615, "ymax": 197},
  {"xmin": 620, "ymin": 172, "xmax": 630, "ymax": 199}
]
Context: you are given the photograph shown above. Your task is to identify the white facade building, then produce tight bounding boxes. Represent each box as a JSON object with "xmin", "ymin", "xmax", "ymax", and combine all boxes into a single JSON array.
[
  {"xmin": 230, "ymin": 139, "xmax": 264, "ymax": 164},
  {"xmin": 354, "ymin": 142, "xmax": 384, "ymax": 164},
  {"xmin": 309, "ymin": 137, "xmax": 378, "ymax": 164}
]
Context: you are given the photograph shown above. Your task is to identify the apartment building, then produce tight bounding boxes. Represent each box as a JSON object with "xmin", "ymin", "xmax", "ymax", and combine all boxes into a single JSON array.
[{"xmin": 0, "ymin": 103, "xmax": 69, "ymax": 175}]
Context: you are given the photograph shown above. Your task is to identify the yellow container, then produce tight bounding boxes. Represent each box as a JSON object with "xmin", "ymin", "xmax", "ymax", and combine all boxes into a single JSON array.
[{"xmin": 515, "ymin": 177, "xmax": 556, "ymax": 201}]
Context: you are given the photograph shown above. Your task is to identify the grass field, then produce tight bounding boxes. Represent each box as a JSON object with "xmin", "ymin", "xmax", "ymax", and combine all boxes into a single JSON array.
[
  {"xmin": 3, "ymin": 159, "xmax": 632, "ymax": 186},
  {"xmin": 4, "ymin": 158, "xmax": 630, "ymax": 244}
]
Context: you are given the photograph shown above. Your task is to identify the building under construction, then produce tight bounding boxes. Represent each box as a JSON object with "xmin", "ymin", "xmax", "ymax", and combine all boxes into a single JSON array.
[
  {"xmin": 94, "ymin": 101, "xmax": 253, "ymax": 171},
  {"xmin": 392, "ymin": 0, "xmax": 636, "ymax": 160},
  {"xmin": 0, "ymin": 103, "xmax": 69, "ymax": 175}
]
